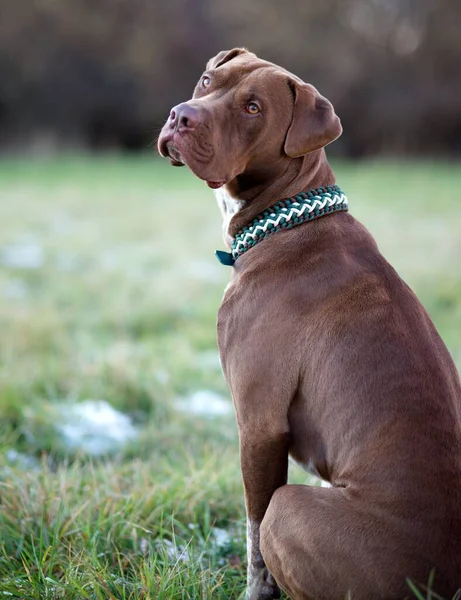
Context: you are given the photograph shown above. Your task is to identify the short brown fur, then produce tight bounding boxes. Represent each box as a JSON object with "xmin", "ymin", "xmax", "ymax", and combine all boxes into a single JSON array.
[{"xmin": 158, "ymin": 49, "xmax": 461, "ymax": 600}]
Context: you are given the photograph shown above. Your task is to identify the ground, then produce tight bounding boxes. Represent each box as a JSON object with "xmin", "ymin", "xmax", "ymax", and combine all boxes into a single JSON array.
[{"xmin": 0, "ymin": 156, "xmax": 460, "ymax": 599}]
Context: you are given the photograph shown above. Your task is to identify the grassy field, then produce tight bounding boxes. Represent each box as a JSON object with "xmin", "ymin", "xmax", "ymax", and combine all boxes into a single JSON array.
[{"xmin": 0, "ymin": 156, "xmax": 460, "ymax": 599}]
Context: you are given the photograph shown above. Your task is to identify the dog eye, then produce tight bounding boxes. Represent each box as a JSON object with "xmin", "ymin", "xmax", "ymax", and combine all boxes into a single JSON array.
[
  {"xmin": 201, "ymin": 76, "xmax": 211, "ymax": 89},
  {"xmin": 246, "ymin": 102, "xmax": 260, "ymax": 114}
]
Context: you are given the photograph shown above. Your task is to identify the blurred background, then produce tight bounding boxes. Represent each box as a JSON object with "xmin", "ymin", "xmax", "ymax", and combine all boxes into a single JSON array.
[
  {"xmin": 0, "ymin": 2, "xmax": 461, "ymax": 598},
  {"xmin": 1, "ymin": 0, "xmax": 461, "ymax": 156}
]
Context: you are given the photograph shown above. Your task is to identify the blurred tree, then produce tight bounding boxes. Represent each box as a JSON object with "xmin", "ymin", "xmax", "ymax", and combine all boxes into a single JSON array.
[{"xmin": 0, "ymin": 0, "xmax": 459, "ymax": 154}]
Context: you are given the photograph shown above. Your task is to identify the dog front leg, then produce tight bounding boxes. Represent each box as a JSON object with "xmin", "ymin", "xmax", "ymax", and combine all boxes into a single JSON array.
[{"xmin": 240, "ymin": 433, "xmax": 289, "ymax": 600}]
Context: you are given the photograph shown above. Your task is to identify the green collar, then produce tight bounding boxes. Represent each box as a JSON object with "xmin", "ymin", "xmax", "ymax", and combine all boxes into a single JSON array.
[{"xmin": 215, "ymin": 185, "xmax": 348, "ymax": 266}]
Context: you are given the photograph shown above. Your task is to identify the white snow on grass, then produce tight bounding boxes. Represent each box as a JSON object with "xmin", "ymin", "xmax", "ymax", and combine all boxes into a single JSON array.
[
  {"xmin": 5, "ymin": 449, "xmax": 39, "ymax": 470},
  {"xmin": 175, "ymin": 390, "xmax": 232, "ymax": 417},
  {"xmin": 58, "ymin": 399, "xmax": 137, "ymax": 455},
  {"xmin": 156, "ymin": 539, "xmax": 190, "ymax": 563},
  {"xmin": 209, "ymin": 526, "xmax": 231, "ymax": 549},
  {"xmin": 1, "ymin": 242, "xmax": 44, "ymax": 269}
]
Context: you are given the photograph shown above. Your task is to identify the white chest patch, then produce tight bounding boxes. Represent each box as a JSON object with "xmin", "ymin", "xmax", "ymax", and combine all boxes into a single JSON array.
[{"xmin": 214, "ymin": 187, "xmax": 246, "ymax": 247}]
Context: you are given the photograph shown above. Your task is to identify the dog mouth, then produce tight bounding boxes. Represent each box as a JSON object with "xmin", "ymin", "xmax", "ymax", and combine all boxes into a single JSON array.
[
  {"xmin": 206, "ymin": 180, "xmax": 226, "ymax": 189},
  {"xmin": 160, "ymin": 140, "xmax": 185, "ymax": 167},
  {"xmin": 160, "ymin": 135, "xmax": 227, "ymax": 189}
]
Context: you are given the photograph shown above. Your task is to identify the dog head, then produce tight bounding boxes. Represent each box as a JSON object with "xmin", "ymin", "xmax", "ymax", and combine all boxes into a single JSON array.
[{"xmin": 158, "ymin": 48, "xmax": 341, "ymax": 190}]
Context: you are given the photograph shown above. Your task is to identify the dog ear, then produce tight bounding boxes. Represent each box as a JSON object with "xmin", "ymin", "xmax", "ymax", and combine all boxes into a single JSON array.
[
  {"xmin": 206, "ymin": 48, "xmax": 250, "ymax": 70},
  {"xmin": 284, "ymin": 80, "xmax": 342, "ymax": 158}
]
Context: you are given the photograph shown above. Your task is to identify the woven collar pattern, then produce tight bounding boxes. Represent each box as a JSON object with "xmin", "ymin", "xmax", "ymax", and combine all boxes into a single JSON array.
[{"xmin": 215, "ymin": 185, "xmax": 348, "ymax": 266}]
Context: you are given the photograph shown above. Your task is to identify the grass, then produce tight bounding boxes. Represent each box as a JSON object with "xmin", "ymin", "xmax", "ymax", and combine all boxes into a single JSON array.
[{"xmin": 0, "ymin": 155, "xmax": 460, "ymax": 598}]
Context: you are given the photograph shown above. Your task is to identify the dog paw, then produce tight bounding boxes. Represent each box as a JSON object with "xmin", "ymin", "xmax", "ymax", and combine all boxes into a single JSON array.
[
  {"xmin": 245, "ymin": 568, "xmax": 281, "ymax": 600},
  {"xmin": 245, "ymin": 586, "xmax": 281, "ymax": 600}
]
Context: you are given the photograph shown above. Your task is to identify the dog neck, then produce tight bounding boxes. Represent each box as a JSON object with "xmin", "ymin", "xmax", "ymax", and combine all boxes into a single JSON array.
[
  {"xmin": 221, "ymin": 149, "xmax": 335, "ymax": 244},
  {"xmin": 214, "ymin": 187, "xmax": 247, "ymax": 248}
]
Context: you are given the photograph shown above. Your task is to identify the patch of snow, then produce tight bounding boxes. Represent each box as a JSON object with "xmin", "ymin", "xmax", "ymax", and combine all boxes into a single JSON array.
[
  {"xmin": 176, "ymin": 390, "xmax": 232, "ymax": 417},
  {"xmin": 5, "ymin": 449, "xmax": 39, "ymax": 470},
  {"xmin": 58, "ymin": 399, "xmax": 137, "ymax": 455},
  {"xmin": 210, "ymin": 527, "xmax": 231, "ymax": 549},
  {"xmin": 1, "ymin": 243, "xmax": 44, "ymax": 269},
  {"xmin": 156, "ymin": 538, "xmax": 190, "ymax": 563}
]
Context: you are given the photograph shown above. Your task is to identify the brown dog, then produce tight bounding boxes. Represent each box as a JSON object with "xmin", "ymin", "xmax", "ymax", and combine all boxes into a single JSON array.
[{"xmin": 158, "ymin": 48, "xmax": 461, "ymax": 600}]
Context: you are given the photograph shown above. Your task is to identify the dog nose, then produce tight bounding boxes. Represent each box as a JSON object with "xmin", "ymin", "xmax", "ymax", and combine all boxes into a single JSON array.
[{"xmin": 169, "ymin": 103, "xmax": 199, "ymax": 131}]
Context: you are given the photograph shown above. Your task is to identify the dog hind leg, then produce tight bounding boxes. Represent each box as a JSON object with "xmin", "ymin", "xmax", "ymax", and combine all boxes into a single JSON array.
[{"xmin": 259, "ymin": 484, "xmax": 428, "ymax": 600}]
